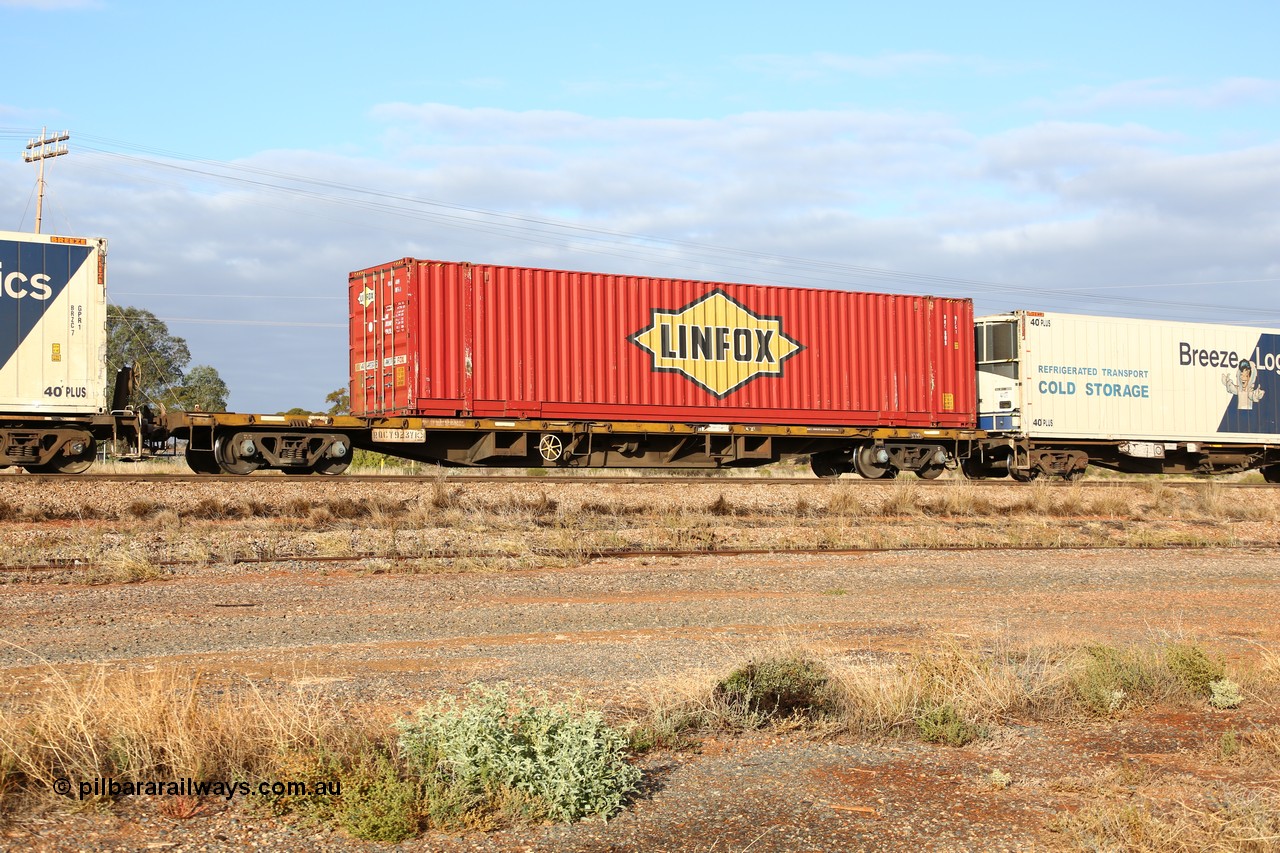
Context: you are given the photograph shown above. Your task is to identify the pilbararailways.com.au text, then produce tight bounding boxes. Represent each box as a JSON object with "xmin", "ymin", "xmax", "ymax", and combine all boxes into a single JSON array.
[{"xmin": 55, "ymin": 777, "xmax": 341, "ymax": 801}]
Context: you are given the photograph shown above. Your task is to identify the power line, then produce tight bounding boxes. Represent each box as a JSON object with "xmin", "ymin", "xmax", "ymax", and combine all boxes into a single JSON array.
[
  {"xmin": 7, "ymin": 128, "xmax": 1267, "ymax": 324},
  {"xmin": 116, "ymin": 291, "xmax": 344, "ymax": 301},
  {"xmin": 72, "ymin": 145, "xmax": 1264, "ymax": 318},
  {"xmin": 154, "ymin": 317, "xmax": 345, "ymax": 328}
]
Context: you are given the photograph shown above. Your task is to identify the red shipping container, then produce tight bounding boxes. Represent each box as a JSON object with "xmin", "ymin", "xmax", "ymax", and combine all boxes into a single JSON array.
[{"xmin": 349, "ymin": 259, "xmax": 976, "ymax": 427}]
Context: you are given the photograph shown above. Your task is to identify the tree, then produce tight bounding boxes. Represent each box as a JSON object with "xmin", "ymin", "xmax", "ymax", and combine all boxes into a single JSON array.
[
  {"xmin": 175, "ymin": 365, "xmax": 229, "ymax": 412},
  {"xmin": 107, "ymin": 305, "xmax": 230, "ymax": 412},
  {"xmin": 106, "ymin": 306, "xmax": 191, "ymax": 408},
  {"xmin": 326, "ymin": 386, "xmax": 351, "ymax": 416}
]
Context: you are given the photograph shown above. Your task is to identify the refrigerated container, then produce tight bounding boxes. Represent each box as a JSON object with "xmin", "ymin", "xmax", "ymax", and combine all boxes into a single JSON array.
[
  {"xmin": 0, "ymin": 230, "xmax": 107, "ymax": 414},
  {"xmin": 976, "ymin": 311, "xmax": 1280, "ymax": 444}
]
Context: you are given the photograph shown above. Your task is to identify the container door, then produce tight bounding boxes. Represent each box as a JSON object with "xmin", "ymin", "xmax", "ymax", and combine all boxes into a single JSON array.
[
  {"xmin": 352, "ymin": 264, "xmax": 410, "ymax": 415},
  {"xmin": 976, "ymin": 319, "xmax": 1020, "ymax": 431},
  {"xmin": 351, "ymin": 269, "xmax": 378, "ymax": 416}
]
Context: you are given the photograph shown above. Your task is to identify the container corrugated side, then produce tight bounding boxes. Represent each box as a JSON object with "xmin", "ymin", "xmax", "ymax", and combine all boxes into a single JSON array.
[
  {"xmin": 0, "ymin": 231, "xmax": 107, "ymax": 413},
  {"xmin": 978, "ymin": 311, "xmax": 1280, "ymax": 442},
  {"xmin": 351, "ymin": 259, "xmax": 976, "ymax": 427}
]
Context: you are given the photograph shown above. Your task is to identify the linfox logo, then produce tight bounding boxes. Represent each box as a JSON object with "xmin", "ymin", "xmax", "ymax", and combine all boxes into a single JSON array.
[
  {"xmin": 0, "ymin": 261, "xmax": 53, "ymax": 301},
  {"xmin": 628, "ymin": 289, "xmax": 804, "ymax": 398}
]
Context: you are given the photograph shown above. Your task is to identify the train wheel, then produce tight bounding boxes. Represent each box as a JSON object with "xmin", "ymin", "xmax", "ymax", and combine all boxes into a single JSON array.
[
  {"xmin": 853, "ymin": 445, "xmax": 896, "ymax": 480},
  {"xmin": 315, "ymin": 439, "xmax": 352, "ymax": 475},
  {"xmin": 26, "ymin": 436, "xmax": 96, "ymax": 474},
  {"xmin": 1262, "ymin": 465, "xmax": 1280, "ymax": 484},
  {"xmin": 915, "ymin": 463, "xmax": 945, "ymax": 480},
  {"xmin": 213, "ymin": 435, "xmax": 260, "ymax": 476},
  {"xmin": 809, "ymin": 453, "xmax": 844, "ymax": 479},
  {"xmin": 1010, "ymin": 467, "xmax": 1039, "ymax": 482},
  {"xmin": 37, "ymin": 439, "xmax": 96, "ymax": 474},
  {"xmin": 280, "ymin": 467, "xmax": 314, "ymax": 475},
  {"xmin": 185, "ymin": 445, "xmax": 222, "ymax": 475}
]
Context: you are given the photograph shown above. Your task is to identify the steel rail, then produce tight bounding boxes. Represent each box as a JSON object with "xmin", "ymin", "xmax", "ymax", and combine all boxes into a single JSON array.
[{"xmin": 7, "ymin": 473, "xmax": 1273, "ymax": 488}]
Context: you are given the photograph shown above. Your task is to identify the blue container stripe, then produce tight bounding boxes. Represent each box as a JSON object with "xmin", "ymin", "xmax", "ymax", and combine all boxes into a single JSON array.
[
  {"xmin": 0, "ymin": 240, "xmax": 92, "ymax": 372},
  {"xmin": 1217, "ymin": 333, "xmax": 1279, "ymax": 435}
]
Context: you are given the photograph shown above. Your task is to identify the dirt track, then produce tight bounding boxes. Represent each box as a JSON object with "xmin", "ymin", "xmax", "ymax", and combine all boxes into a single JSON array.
[{"xmin": 1, "ymin": 479, "xmax": 1278, "ymax": 851}]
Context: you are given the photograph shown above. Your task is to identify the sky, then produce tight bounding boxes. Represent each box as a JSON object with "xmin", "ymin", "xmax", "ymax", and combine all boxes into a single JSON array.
[{"xmin": 1, "ymin": 0, "xmax": 1278, "ymax": 412}]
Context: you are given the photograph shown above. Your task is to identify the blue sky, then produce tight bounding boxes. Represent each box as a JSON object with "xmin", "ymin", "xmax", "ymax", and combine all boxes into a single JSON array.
[{"xmin": 2, "ymin": 0, "xmax": 1278, "ymax": 411}]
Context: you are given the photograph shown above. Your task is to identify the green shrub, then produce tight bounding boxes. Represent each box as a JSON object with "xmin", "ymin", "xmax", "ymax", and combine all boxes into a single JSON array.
[
  {"xmin": 335, "ymin": 748, "xmax": 419, "ymax": 842},
  {"xmin": 1164, "ymin": 643, "xmax": 1225, "ymax": 696},
  {"xmin": 1219, "ymin": 729, "xmax": 1241, "ymax": 759},
  {"xmin": 1070, "ymin": 645, "xmax": 1166, "ymax": 715},
  {"xmin": 626, "ymin": 706, "xmax": 704, "ymax": 753},
  {"xmin": 397, "ymin": 684, "xmax": 640, "ymax": 827},
  {"xmin": 714, "ymin": 656, "xmax": 833, "ymax": 720},
  {"xmin": 915, "ymin": 703, "xmax": 983, "ymax": 746}
]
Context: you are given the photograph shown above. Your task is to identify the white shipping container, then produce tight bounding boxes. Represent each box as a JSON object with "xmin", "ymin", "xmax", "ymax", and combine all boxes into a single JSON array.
[
  {"xmin": 0, "ymin": 230, "xmax": 107, "ymax": 414},
  {"xmin": 976, "ymin": 311, "xmax": 1280, "ymax": 443}
]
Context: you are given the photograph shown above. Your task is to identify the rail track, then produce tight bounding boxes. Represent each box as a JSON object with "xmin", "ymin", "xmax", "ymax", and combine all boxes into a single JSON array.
[
  {"xmin": 1, "ymin": 542, "xmax": 1270, "ymax": 576},
  {"xmin": 8, "ymin": 472, "xmax": 1274, "ymax": 487}
]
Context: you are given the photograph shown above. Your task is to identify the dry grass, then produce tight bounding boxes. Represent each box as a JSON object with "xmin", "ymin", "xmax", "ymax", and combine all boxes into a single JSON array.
[
  {"xmin": 86, "ymin": 550, "xmax": 166, "ymax": 584},
  {"xmin": 0, "ymin": 659, "xmax": 642, "ymax": 842},
  {"xmin": 626, "ymin": 636, "xmax": 1280, "ymax": 849},
  {"xmin": 1054, "ymin": 767, "xmax": 1280, "ymax": 852},
  {"xmin": 0, "ymin": 660, "xmax": 358, "ymax": 815},
  {"xmin": 878, "ymin": 481, "xmax": 922, "ymax": 517},
  {"xmin": 824, "ymin": 483, "xmax": 869, "ymax": 518},
  {"xmin": 632, "ymin": 636, "xmax": 1274, "ymax": 748}
]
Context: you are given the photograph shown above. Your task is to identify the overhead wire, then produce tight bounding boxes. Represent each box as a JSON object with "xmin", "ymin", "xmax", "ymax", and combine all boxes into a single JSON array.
[
  {"xmin": 66, "ymin": 141, "xmax": 1221, "ymax": 297},
  {"xmin": 71, "ymin": 143, "xmax": 1266, "ymax": 320},
  {"xmin": 8, "ymin": 127, "xmax": 1270, "ymax": 326}
]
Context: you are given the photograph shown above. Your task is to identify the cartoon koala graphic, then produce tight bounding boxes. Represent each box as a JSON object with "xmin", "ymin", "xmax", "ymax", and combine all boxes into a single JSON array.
[{"xmin": 1223, "ymin": 360, "xmax": 1265, "ymax": 410}]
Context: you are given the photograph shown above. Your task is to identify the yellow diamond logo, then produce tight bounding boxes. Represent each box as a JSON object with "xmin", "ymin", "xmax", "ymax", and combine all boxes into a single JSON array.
[{"xmin": 628, "ymin": 289, "xmax": 804, "ymax": 398}]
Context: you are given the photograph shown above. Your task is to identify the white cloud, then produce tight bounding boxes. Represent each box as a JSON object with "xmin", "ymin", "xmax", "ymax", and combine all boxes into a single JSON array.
[
  {"xmin": 980, "ymin": 121, "xmax": 1182, "ymax": 192},
  {"xmin": 2, "ymin": 103, "xmax": 1276, "ymax": 410},
  {"xmin": 1034, "ymin": 77, "xmax": 1280, "ymax": 114}
]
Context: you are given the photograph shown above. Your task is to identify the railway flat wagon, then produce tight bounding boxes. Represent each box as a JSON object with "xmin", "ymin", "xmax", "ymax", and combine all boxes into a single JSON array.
[
  {"xmin": 346, "ymin": 258, "xmax": 978, "ymax": 475},
  {"xmin": 973, "ymin": 311, "xmax": 1280, "ymax": 480}
]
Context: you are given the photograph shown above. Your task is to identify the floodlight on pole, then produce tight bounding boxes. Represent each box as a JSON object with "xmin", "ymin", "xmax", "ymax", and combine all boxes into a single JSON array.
[{"xmin": 23, "ymin": 128, "xmax": 70, "ymax": 235}]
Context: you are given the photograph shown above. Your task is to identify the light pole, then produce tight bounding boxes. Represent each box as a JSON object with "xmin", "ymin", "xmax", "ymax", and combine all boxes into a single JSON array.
[{"xmin": 23, "ymin": 128, "xmax": 70, "ymax": 234}]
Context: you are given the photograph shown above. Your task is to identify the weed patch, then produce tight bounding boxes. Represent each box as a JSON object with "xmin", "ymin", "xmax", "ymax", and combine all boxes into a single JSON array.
[
  {"xmin": 1069, "ymin": 644, "xmax": 1169, "ymax": 715},
  {"xmin": 713, "ymin": 656, "xmax": 834, "ymax": 721},
  {"xmin": 1164, "ymin": 642, "xmax": 1226, "ymax": 696},
  {"xmin": 397, "ymin": 683, "xmax": 641, "ymax": 828},
  {"xmin": 914, "ymin": 702, "xmax": 984, "ymax": 746},
  {"xmin": 0, "ymin": 668, "xmax": 642, "ymax": 839}
]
